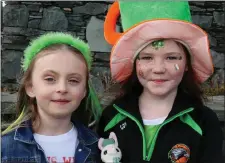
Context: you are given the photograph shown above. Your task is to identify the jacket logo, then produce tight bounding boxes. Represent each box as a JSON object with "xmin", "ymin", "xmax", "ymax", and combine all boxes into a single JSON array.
[
  {"xmin": 168, "ymin": 143, "xmax": 190, "ymax": 163},
  {"xmin": 120, "ymin": 122, "xmax": 127, "ymax": 130}
]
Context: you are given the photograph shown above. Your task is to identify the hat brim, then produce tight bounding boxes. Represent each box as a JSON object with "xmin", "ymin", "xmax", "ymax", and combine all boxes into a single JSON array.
[{"xmin": 110, "ymin": 19, "xmax": 214, "ymax": 83}]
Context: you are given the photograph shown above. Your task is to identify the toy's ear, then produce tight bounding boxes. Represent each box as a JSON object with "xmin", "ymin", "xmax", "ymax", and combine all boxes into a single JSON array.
[
  {"xmin": 109, "ymin": 132, "xmax": 118, "ymax": 147},
  {"xmin": 98, "ymin": 138, "xmax": 104, "ymax": 150}
]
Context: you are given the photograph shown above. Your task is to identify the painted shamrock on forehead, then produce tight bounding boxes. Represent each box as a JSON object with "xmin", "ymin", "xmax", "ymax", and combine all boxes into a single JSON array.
[{"xmin": 151, "ymin": 40, "xmax": 164, "ymax": 50}]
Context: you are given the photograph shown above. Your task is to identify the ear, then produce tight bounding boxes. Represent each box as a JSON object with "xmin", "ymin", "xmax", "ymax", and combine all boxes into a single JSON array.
[
  {"xmin": 109, "ymin": 132, "xmax": 118, "ymax": 147},
  {"xmin": 25, "ymin": 83, "xmax": 35, "ymax": 98},
  {"xmin": 98, "ymin": 138, "xmax": 104, "ymax": 150},
  {"xmin": 185, "ymin": 65, "xmax": 188, "ymax": 71}
]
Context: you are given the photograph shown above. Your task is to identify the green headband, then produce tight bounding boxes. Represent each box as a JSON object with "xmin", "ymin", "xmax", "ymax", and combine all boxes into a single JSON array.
[
  {"xmin": 22, "ymin": 32, "xmax": 92, "ymax": 71},
  {"xmin": 22, "ymin": 32, "xmax": 102, "ymax": 121}
]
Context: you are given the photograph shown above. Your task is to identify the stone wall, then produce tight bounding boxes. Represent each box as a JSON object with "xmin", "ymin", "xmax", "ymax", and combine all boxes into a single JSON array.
[{"xmin": 2, "ymin": 1, "xmax": 225, "ymax": 94}]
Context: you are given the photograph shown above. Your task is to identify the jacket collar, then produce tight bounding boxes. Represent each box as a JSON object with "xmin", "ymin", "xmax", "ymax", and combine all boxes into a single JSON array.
[
  {"xmin": 14, "ymin": 120, "xmax": 98, "ymax": 146},
  {"xmin": 114, "ymin": 89, "xmax": 196, "ymax": 123}
]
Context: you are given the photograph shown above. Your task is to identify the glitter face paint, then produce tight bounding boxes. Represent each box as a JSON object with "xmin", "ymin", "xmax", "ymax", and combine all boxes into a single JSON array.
[{"xmin": 151, "ymin": 40, "xmax": 164, "ymax": 50}]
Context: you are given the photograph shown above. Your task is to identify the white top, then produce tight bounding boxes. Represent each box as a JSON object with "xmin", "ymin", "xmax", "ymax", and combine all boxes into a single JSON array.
[
  {"xmin": 33, "ymin": 125, "xmax": 78, "ymax": 163},
  {"xmin": 143, "ymin": 116, "xmax": 167, "ymax": 125}
]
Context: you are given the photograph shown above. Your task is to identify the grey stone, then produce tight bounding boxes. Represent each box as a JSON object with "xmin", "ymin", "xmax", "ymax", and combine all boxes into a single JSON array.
[
  {"xmin": 27, "ymin": 4, "xmax": 40, "ymax": 12},
  {"xmin": 86, "ymin": 16, "xmax": 120, "ymax": 52},
  {"xmin": 1, "ymin": 102, "xmax": 16, "ymax": 115},
  {"xmin": 213, "ymin": 11, "xmax": 225, "ymax": 26},
  {"xmin": 94, "ymin": 52, "xmax": 110, "ymax": 62},
  {"xmin": 3, "ymin": 5, "xmax": 29, "ymax": 27},
  {"xmin": 190, "ymin": 2, "xmax": 205, "ymax": 7},
  {"xmin": 2, "ymin": 44, "xmax": 27, "ymax": 51},
  {"xmin": 206, "ymin": 8, "xmax": 215, "ymax": 12},
  {"xmin": 5, "ymin": 1, "xmax": 21, "ymax": 5},
  {"xmin": 68, "ymin": 16, "xmax": 86, "ymax": 30},
  {"xmin": 90, "ymin": 75, "xmax": 105, "ymax": 95},
  {"xmin": 29, "ymin": 12, "xmax": 43, "ymax": 18},
  {"xmin": 40, "ymin": 7, "xmax": 68, "ymax": 31},
  {"xmin": 192, "ymin": 15, "xmax": 213, "ymax": 29},
  {"xmin": 3, "ymin": 27, "xmax": 45, "ymax": 37},
  {"xmin": 190, "ymin": 6, "xmax": 205, "ymax": 12},
  {"xmin": 54, "ymin": 1, "xmax": 77, "ymax": 8},
  {"xmin": 208, "ymin": 34, "xmax": 217, "ymax": 47},
  {"xmin": 73, "ymin": 3, "xmax": 107, "ymax": 15},
  {"xmin": 28, "ymin": 19, "xmax": 41, "ymax": 28},
  {"xmin": 3, "ymin": 35, "xmax": 27, "ymax": 44},
  {"xmin": 2, "ymin": 50, "xmax": 23, "ymax": 83},
  {"xmin": 3, "ymin": 27, "xmax": 25, "ymax": 35},
  {"xmin": 210, "ymin": 50, "xmax": 225, "ymax": 69},
  {"xmin": 1, "ymin": 92, "xmax": 17, "ymax": 103},
  {"xmin": 21, "ymin": 2, "xmax": 41, "ymax": 5},
  {"xmin": 91, "ymin": 66, "xmax": 110, "ymax": 78}
]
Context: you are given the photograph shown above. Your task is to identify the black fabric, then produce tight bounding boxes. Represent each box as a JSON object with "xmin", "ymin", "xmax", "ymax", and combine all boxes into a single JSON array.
[{"xmin": 97, "ymin": 91, "xmax": 223, "ymax": 163}]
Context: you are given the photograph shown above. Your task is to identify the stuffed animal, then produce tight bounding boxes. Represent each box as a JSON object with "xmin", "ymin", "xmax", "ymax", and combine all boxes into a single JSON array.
[{"xmin": 98, "ymin": 132, "xmax": 122, "ymax": 163}]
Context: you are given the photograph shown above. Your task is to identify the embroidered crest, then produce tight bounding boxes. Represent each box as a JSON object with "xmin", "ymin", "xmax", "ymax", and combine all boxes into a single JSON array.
[
  {"xmin": 168, "ymin": 144, "xmax": 190, "ymax": 163},
  {"xmin": 120, "ymin": 122, "xmax": 127, "ymax": 130}
]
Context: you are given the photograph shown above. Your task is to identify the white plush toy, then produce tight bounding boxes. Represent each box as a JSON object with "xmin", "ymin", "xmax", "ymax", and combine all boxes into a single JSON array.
[{"xmin": 98, "ymin": 132, "xmax": 122, "ymax": 163}]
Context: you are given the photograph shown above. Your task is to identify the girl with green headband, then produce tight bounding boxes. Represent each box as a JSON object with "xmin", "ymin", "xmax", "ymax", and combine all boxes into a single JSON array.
[{"xmin": 2, "ymin": 32, "xmax": 102, "ymax": 163}]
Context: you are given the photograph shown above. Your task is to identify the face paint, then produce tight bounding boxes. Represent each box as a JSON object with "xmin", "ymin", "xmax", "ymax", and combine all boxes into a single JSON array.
[
  {"xmin": 174, "ymin": 64, "xmax": 179, "ymax": 70},
  {"xmin": 137, "ymin": 61, "xmax": 145, "ymax": 78},
  {"xmin": 151, "ymin": 40, "xmax": 164, "ymax": 50}
]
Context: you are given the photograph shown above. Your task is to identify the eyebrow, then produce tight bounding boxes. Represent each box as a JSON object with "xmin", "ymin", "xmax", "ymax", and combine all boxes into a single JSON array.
[
  {"xmin": 43, "ymin": 70, "xmax": 82, "ymax": 77},
  {"xmin": 139, "ymin": 52, "xmax": 182, "ymax": 56}
]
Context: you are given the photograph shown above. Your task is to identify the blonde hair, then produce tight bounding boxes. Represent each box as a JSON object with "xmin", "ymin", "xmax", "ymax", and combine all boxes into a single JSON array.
[{"xmin": 2, "ymin": 44, "xmax": 88, "ymax": 135}]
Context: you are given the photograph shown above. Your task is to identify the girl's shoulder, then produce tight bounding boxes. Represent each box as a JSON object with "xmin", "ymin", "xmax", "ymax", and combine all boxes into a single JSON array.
[
  {"xmin": 2, "ymin": 129, "xmax": 17, "ymax": 155},
  {"xmin": 72, "ymin": 120, "xmax": 99, "ymax": 140},
  {"xmin": 190, "ymin": 105, "xmax": 222, "ymax": 133},
  {"xmin": 191, "ymin": 105, "xmax": 220, "ymax": 122},
  {"xmin": 2, "ymin": 129, "xmax": 16, "ymax": 142}
]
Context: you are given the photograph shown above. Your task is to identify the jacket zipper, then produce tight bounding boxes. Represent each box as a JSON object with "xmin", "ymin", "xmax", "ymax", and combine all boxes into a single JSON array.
[
  {"xmin": 113, "ymin": 104, "xmax": 194, "ymax": 161},
  {"xmin": 146, "ymin": 107, "xmax": 194, "ymax": 161}
]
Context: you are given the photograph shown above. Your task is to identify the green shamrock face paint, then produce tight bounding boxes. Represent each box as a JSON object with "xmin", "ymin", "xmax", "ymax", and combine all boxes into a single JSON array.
[{"xmin": 151, "ymin": 40, "xmax": 164, "ymax": 50}]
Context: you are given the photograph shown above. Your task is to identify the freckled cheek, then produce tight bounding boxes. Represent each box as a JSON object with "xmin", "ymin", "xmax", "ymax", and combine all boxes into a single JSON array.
[
  {"xmin": 136, "ymin": 62, "xmax": 148, "ymax": 79},
  {"xmin": 169, "ymin": 64, "xmax": 186, "ymax": 79}
]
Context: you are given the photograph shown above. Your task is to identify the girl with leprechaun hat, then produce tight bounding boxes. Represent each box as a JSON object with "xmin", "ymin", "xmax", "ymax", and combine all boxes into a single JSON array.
[
  {"xmin": 97, "ymin": 1, "xmax": 223, "ymax": 163},
  {"xmin": 2, "ymin": 32, "xmax": 102, "ymax": 163}
]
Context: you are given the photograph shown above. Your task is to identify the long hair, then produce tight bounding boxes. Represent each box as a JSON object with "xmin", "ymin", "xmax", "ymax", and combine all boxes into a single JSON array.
[
  {"xmin": 2, "ymin": 44, "xmax": 92, "ymax": 135},
  {"xmin": 115, "ymin": 41, "xmax": 205, "ymax": 107}
]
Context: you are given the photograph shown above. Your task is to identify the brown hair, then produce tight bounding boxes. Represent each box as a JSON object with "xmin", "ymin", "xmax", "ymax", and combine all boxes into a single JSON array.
[{"xmin": 114, "ymin": 40, "xmax": 205, "ymax": 107}]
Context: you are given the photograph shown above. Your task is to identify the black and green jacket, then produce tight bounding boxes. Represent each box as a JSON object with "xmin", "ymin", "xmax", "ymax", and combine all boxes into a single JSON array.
[{"xmin": 97, "ymin": 91, "xmax": 223, "ymax": 163}]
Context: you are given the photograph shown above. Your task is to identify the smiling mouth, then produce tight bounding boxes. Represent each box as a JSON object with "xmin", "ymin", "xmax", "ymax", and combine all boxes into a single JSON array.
[
  {"xmin": 151, "ymin": 80, "xmax": 168, "ymax": 84},
  {"xmin": 51, "ymin": 100, "xmax": 70, "ymax": 104}
]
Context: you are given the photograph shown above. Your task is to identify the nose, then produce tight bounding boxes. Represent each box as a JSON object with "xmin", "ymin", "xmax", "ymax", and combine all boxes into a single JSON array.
[
  {"xmin": 151, "ymin": 59, "xmax": 166, "ymax": 74},
  {"xmin": 56, "ymin": 80, "xmax": 68, "ymax": 94}
]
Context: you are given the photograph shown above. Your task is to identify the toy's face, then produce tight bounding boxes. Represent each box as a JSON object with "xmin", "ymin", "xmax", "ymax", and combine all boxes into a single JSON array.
[{"xmin": 101, "ymin": 144, "xmax": 122, "ymax": 162}]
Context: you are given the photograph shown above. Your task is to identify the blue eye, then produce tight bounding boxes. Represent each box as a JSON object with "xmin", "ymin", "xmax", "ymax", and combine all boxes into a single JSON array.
[
  {"xmin": 167, "ymin": 56, "xmax": 179, "ymax": 60},
  {"xmin": 139, "ymin": 56, "xmax": 153, "ymax": 60},
  {"xmin": 45, "ymin": 77, "xmax": 55, "ymax": 82},
  {"xmin": 69, "ymin": 79, "xmax": 79, "ymax": 84}
]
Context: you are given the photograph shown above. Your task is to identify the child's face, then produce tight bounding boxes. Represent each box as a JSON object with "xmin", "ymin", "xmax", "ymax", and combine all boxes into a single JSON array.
[
  {"xmin": 136, "ymin": 40, "xmax": 188, "ymax": 97},
  {"xmin": 26, "ymin": 49, "xmax": 87, "ymax": 119}
]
